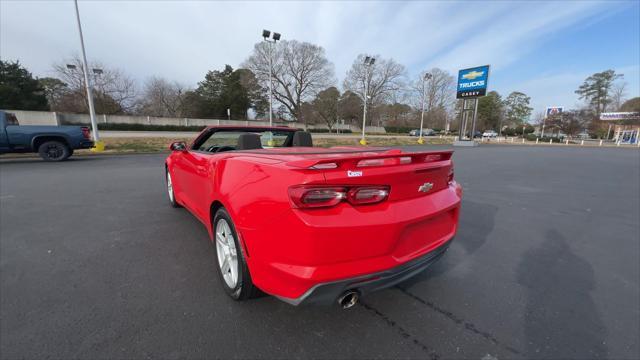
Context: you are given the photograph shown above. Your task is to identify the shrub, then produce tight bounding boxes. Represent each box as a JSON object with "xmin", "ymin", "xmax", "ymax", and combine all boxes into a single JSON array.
[{"xmin": 384, "ymin": 126, "xmax": 415, "ymax": 134}]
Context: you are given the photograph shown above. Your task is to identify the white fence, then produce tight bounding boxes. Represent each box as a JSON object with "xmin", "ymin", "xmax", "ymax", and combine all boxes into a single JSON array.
[
  {"xmin": 2, "ymin": 109, "xmax": 387, "ymax": 134},
  {"xmin": 480, "ymin": 136, "xmax": 640, "ymax": 147}
]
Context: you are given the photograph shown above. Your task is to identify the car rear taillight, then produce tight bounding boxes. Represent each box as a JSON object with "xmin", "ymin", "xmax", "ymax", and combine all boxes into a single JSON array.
[
  {"xmin": 289, "ymin": 185, "xmax": 390, "ymax": 209},
  {"xmin": 348, "ymin": 186, "xmax": 389, "ymax": 205},
  {"xmin": 289, "ymin": 186, "xmax": 347, "ymax": 208},
  {"xmin": 81, "ymin": 127, "xmax": 91, "ymax": 139},
  {"xmin": 448, "ymin": 167, "xmax": 454, "ymax": 184}
]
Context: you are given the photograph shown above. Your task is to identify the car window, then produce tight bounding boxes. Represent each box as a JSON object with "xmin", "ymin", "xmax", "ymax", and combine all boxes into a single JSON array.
[
  {"xmin": 194, "ymin": 130, "xmax": 293, "ymax": 152},
  {"xmin": 5, "ymin": 113, "xmax": 19, "ymax": 126}
]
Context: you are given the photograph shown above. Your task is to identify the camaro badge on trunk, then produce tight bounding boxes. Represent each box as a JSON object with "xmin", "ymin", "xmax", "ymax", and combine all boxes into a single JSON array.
[{"xmin": 418, "ymin": 182, "xmax": 434, "ymax": 193}]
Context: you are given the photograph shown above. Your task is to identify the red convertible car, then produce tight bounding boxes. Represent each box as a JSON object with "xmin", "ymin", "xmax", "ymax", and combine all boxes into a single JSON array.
[{"xmin": 165, "ymin": 126, "xmax": 462, "ymax": 308}]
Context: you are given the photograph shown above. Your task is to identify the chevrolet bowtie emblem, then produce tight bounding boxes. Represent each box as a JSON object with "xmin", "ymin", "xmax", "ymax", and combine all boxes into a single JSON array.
[
  {"xmin": 418, "ymin": 182, "xmax": 434, "ymax": 193},
  {"xmin": 462, "ymin": 70, "xmax": 484, "ymax": 80}
]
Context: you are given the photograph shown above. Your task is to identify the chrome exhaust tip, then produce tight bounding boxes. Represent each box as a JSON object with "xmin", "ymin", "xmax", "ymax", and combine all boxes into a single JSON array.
[{"xmin": 337, "ymin": 290, "xmax": 359, "ymax": 309}]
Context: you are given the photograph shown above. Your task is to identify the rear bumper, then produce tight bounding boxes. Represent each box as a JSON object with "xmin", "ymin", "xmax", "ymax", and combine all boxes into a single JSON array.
[
  {"xmin": 77, "ymin": 141, "xmax": 95, "ymax": 149},
  {"xmin": 276, "ymin": 238, "xmax": 452, "ymax": 306},
  {"xmin": 240, "ymin": 182, "xmax": 462, "ymax": 302}
]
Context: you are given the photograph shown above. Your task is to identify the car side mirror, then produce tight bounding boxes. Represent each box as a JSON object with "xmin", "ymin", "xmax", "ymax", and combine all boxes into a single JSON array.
[{"xmin": 170, "ymin": 141, "xmax": 187, "ymax": 152}]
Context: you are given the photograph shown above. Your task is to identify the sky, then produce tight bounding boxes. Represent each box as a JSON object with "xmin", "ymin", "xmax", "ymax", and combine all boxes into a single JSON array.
[{"xmin": 1, "ymin": 0, "xmax": 639, "ymax": 116}]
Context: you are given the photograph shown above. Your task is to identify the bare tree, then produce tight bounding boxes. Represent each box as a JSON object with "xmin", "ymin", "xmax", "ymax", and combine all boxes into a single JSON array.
[
  {"xmin": 610, "ymin": 82, "xmax": 627, "ymax": 111},
  {"xmin": 343, "ymin": 54, "xmax": 406, "ymax": 126},
  {"xmin": 52, "ymin": 55, "xmax": 137, "ymax": 114},
  {"xmin": 136, "ymin": 77, "xmax": 189, "ymax": 117},
  {"xmin": 243, "ymin": 40, "xmax": 335, "ymax": 124},
  {"xmin": 532, "ymin": 111, "xmax": 546, "ymax": 133},
  {"xmin": 411, "ymin": 68, "xmax": 455, "ymax": 129}
]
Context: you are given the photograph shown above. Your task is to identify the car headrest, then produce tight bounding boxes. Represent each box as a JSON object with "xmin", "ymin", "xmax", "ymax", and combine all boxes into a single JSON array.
[
  {"xmin": 237, "ymin": 133, "xmax": 262, "ymax": 150},
  {"xmin": 292, "ymin": 131, "xmax": 313, "ymax": 147}
]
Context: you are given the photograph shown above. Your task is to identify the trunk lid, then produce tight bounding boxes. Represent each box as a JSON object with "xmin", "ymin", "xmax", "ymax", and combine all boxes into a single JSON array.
[{"xmin": 286, "ymin": 149, "xmax": 454, "ymax": 202}]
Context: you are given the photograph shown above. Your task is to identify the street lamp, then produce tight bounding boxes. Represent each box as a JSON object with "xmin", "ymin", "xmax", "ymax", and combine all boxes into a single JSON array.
[
  {"xmin": 91, "ymin": 68, "xmax": 103, "ymax": 91},
  {"xmin": 65, "ymin": 64, "xmax": 102, "ymax": 76},
  {"xmin": 360, "ymin": 56, "xmax": 375, "ymax": 145},
  {"xmin": 418, "ymin": 72, "xmax": 433, "ymax": 144},
  {"xmin": 262, "ymin": 29, "xmax": 281, "ymax": 129},
  {"xmin": 72, "ymin": 0, "xmax": 102, "ymax": 151}
]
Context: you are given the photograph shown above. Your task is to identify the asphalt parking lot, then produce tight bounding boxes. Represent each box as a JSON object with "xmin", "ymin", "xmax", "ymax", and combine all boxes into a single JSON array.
[{"xmin": 1, "ymin": 146, "xmax": 639, "ymax": 359}]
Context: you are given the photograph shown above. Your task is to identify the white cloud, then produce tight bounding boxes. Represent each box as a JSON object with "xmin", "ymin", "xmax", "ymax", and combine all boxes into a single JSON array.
[
  {"xmin": 1, "ymin": 0, "xmax": 636, "ymax": 108},
  {"xmin": 425, "ymin": 1, "xmax": 608, "ymax": 73}
]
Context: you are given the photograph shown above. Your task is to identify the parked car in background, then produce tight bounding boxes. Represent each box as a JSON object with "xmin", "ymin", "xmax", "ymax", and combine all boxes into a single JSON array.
[
  {"xmin": 0, "ymin": 111, "xmax": 94, "ymax": 161},
  {"xmin": 165, "ymin": 126, "xmax": 462, "ymax": 308},
  {"xmin": 409, "ymin": 128, "xmax": 435, "ymax": 136},
  {"xmin": 577, "ymin": 131, "xmax": 591, "ymax": 139},
  {"xmin": 482, "ymin": 130, "xmax": 498, "ymax": 138}
]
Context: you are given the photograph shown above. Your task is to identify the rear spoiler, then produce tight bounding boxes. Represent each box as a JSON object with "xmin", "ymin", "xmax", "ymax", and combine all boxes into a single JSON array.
[{"xmin": 286, "ymin": 150, "xmax": 453, "ymax": 169}]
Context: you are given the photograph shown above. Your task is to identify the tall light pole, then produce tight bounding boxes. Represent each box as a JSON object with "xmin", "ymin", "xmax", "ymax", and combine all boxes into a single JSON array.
[
  {"xmin": 360, "ymin": 56, "xmax": 375, "ymax": 145},
  {"xmin": 418, "ymin": 72, "xmax": 432, "ymax": 144},
  {"xmin": 73, "ymin": 0, "xmax": 102, "ymax": 150},
  {"xmin": 262, "ymin": 29, "xmax": 281, "ymax": 128}
]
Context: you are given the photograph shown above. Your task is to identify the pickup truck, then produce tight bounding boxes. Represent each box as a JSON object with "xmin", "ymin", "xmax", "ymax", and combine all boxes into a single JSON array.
[
  {"xmin": 165, "ymin": 126, "xmax": 462, "ymax": 308},
  {"xmin": 0, "ymin": 111, "xmax": 94, "ymax": 161}
]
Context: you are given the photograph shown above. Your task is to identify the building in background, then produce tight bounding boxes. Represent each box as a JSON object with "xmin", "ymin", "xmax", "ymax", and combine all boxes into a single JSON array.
[{"xmin": 601, "ymin": 112, "xmax": 640, "ymax": 144}]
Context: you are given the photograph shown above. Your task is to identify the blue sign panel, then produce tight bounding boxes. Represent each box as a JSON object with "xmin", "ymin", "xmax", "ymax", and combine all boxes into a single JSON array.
[
  {"xmin": 457, "ymin": 65, "xmax": 490, "ymax": 99},
  {"xmin": 546, "ymin": 106, "xmax": 563, "ymax": 117}
]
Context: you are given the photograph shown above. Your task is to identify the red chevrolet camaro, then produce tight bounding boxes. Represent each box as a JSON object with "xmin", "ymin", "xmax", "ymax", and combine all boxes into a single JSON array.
[{"xmin": 165, "ymin": 126, "xmax": 462, "ymax": 308}]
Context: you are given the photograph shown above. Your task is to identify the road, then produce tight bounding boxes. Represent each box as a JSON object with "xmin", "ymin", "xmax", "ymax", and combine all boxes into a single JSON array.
[{"xmin": 1, "ymin": 146, "xmax": 639, "ymax": 359}]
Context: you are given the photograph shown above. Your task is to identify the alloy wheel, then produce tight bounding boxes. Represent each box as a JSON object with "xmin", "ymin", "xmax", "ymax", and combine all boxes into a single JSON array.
[
  {"xmin": 215, "ymin": 218, "xmax": 239, "ymax": 288},
  {"xmin": 167, "ymin": 172, "xmax": 174, "ymax": 202}
]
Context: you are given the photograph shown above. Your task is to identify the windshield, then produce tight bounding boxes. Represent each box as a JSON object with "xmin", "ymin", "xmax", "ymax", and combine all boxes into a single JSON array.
[{"xmin": 193, "ymin": 129, "xmax": 294, "ymax": 152}]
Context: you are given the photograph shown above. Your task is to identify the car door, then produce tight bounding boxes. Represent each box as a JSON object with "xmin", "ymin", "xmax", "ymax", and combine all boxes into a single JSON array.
[
  {"xmin": 0, "ymin": 126, "xmax": 9, "ymax": 152},
  {"xmin": 176, "ymin": 129, "xmax": 237, "ymax": 223},
  {"xmin": 0, "ymin": 113, "xmax": 23, "ymax": 151},
  {"xmin": 178, "ymin": 150, "xmax": 217, "ymax": 223}
]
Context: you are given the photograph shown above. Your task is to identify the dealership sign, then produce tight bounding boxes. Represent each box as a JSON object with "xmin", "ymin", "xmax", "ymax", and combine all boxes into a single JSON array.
[
  {"xmin": 456, "ymin": 65, "xmax": 490, "ymax": 99},
  {"xmin": 546, "ymin": 106, "xmax": 564, "ymax": 117},
  {"xmin": 600, "ymin": 112, "xmax": 640, "ymax": 121}
]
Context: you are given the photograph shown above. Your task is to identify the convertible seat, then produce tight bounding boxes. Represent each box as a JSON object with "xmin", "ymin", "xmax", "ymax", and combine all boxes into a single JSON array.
[
  {"xmin": 237, "ymin": 133, "xmax": 263, "ymax": 150},
  {"xmin": 292, "ymin": 131, "xmax": 313, "ymax": 147}
]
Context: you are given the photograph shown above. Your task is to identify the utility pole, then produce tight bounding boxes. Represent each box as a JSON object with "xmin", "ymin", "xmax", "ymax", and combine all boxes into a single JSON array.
[
  {"xmin": 418, "ymin": 72, "xmax": 432, "ymax": 144},
  {"xmin": 268, "ymin": 45, "xmax": 273, "ymax": 126},
  {"xmin": 360, "ymin": 56, "xmax": 375, "ymax": 145},
  {"xmin": 262, "ymin": 30, "xmax": 281, "ymax": 127},
  {"xmin": 470, "ymin": 98, "xmax": 479, "ymax": 140},
  {"xmin": 73, "ymin": 0, "xmax": 102, "ymax": 150},
  {"xmin": 262, "ymin": 30, "xmax": 280, "ymax": 147}
]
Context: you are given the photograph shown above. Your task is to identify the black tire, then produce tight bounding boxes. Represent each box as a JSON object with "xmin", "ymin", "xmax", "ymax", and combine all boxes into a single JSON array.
[
  {"xmin": 213, "ymin": 208, "xmax": 260, "ymax": 301},
  {"xmin": 165, "ymin": 169, "xmax": 181, "ymax": 208},
  {"xmin": 38, "ymin": 141, "xmax": 70, "ymax": 162}
]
